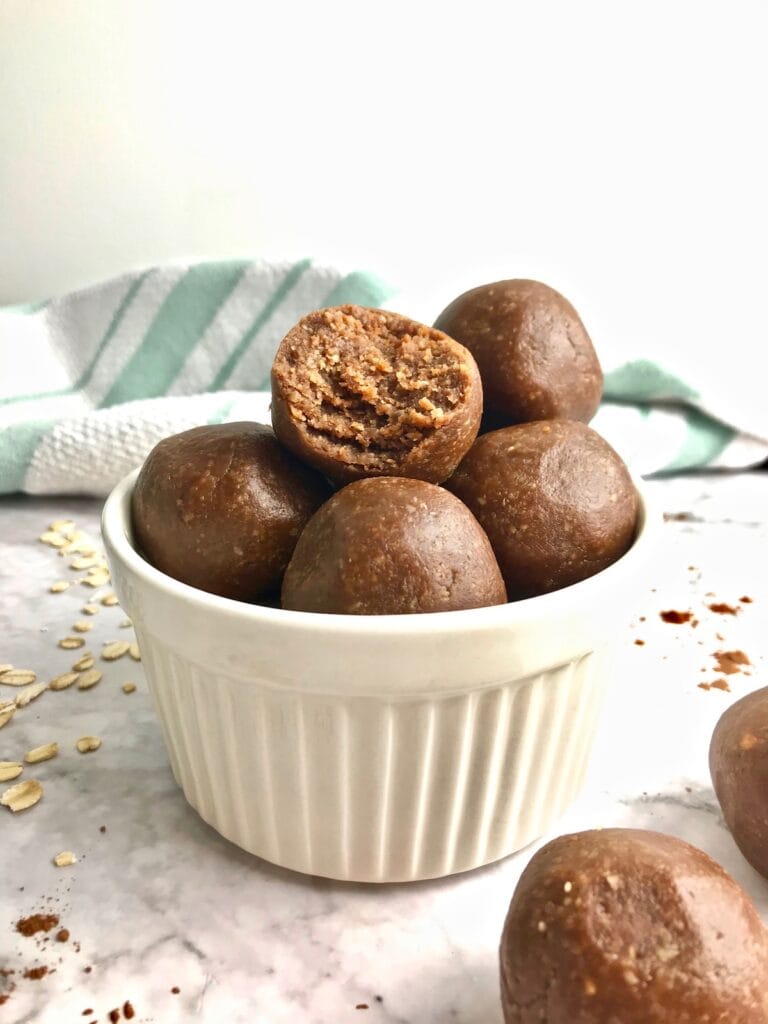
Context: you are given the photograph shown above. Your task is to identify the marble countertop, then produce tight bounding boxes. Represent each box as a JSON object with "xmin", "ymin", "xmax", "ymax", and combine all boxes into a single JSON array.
[{"xmin": 1, "ymin": 472, "xmax": 767, "ymax": 1024}]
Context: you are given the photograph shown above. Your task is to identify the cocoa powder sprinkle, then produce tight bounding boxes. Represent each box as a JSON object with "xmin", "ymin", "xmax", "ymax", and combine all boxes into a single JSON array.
[
  {"xmin": 22, "ymin": 966, "xmax": 48, "ymax": 980},
  {"xmin": 660, "ymin": 610, "xmax": 692, "ymax": 624},
  {"xmin": 708, "ymin": 602, "xmax": 739, "ymax": 615},
  {"xmin": 16, "ymin": 913, "xmax": 59, "ymax": 936},
  {"xmin": 56, "ymin": 928, "xmax": 69, "ymax": 943},
  {"xmin": 713, "ymin": 650, "xmax": 751, "ymax": 675},
  {"xmin": 698, "ymin": 678, "xmax": 731, "ymax": 692}
]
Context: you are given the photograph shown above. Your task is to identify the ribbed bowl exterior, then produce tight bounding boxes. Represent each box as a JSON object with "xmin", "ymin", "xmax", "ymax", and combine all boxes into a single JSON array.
[
  {"xmin": 103, "ymin": 468, "xmax": 656, "ymax": 883},
  {"xmin": 137, "ymin": 630, "xmax": 608, "ymax": 882}
]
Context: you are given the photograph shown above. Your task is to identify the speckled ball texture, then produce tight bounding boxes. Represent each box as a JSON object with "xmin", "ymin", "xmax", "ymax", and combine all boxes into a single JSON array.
[
  {"xmin": 710, "ymin": 686, "xmax": 768, "ymax": 880},
  {"xmin": 282, "ymin": 477, "xmax": 507, "ymax": 615},
  {"xmin": 446, "ymin": 420, "xmax": 638, "ymax": 600},
  {"xmin": 434, "ymin": 278, "xmax": 603, "ymax": 427},
  {"xmin": 500, "ymin": 829, "xmax": 768, "ymax": 1024},
  {"xmin": 271, "ymin": 305, "xmax": 483, "ymax": 484},
  {"xmin": 132, "ymin": 422, "xmax": 331, "ymax": 601}
]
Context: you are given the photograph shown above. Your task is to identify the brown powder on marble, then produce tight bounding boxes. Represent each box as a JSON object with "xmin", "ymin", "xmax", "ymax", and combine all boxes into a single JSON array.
[
  {"xmin": 708, "ymin": 602, "xmax": 739, "ymax": 615},
  {"xmin": 714, "ymin": 650, "xmax": 751, "ymax": 675},
  {"xmin": 699, "ymin": 678, "xmax": 731, "ymax": 692},
  {"xmin": 16, "ymin": 913, "xmax": 59, "ymax": 937},
  {"xmin": 660, "ymin": 610, "xmax": 692, "ymax": 624},
  {"xmin": 22, "ymin": 966, "xmax": 48, "ymax": 980}
]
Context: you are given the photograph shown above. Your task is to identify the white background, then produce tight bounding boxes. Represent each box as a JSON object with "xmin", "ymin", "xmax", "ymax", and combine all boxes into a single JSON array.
[{"xmin": 1, "ymin": 0, "xmax": 766, "ymax": 387}]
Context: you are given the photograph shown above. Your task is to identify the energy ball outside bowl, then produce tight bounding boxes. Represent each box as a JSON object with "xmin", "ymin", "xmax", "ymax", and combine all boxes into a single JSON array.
[
  {"xmin": 500, "ymin": 828, "xmax": 768, "ymax": 1024},
  {"xmin": 271, "ymin": 305, "xmax": 482, "ymax": 485},
  {"xmin": 434, "ymin": 279, "xmax": 602, "ymax": 427},
  {"xmin": 282, "ymin": 477, "xmax": 507, "ymax": 615},
  {"xmin": 710, "ymin": 686, "xmax": 768, "ymax": 880},
  {"xmin": 132, "ymin": 422, "xmax": 331, "ymax": 601},
  {"xmin": 446, "ymin": 420, "xmax": 637, "ymax": 600}
]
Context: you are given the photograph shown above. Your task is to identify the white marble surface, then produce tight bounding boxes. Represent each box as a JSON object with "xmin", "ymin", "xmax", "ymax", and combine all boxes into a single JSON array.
[{"xmin": 1, "ymin": 473, "xmax": 767, "ymax": 1024}]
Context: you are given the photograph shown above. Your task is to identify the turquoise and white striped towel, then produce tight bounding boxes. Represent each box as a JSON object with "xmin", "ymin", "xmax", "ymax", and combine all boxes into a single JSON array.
[{"xmin": 1, "ymin": 260, "xmax": 765, "ymax": 495}]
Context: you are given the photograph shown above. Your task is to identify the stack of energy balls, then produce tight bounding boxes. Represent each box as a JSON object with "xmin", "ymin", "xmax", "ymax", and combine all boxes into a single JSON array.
[{"xmin": 133, "ymin": 280, "xmax": 637, "ymax": 613}]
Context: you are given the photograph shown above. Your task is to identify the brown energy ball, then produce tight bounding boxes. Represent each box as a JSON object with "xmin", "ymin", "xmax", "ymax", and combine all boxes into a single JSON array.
[
  {"xmin": 446, "ymin": 420, "xmax": 637, "ymax": 600},
  {"xmin": 434, "ymin": 279, "xmax": 602, "ymax": 426},
  {"xmin": 500, "ymin": 828, "xmax": 768, "ymax": 1024},
  {"xmin": 710, "ymin": 686, "xmax": 768, "ymax": 880},
  {"xmin": 282, "ymin": 477, "xmax": 506, "ymax": 615},
  {"xmin": 271, "ymin": 305, "xmax": 482, "ymax": 485},
  {"xmin": 132, "ymin": 422, "xmax": 330, "ymax": 601}
]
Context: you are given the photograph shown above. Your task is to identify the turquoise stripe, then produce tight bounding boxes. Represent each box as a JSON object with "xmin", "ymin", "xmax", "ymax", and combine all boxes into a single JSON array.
[
  {"xmin": 207, "ymin": 395, "xmax": 238, "ymax": 424},
  {"xmin": 0, "ymin": 272, "xmax": 151, "ymax": 407},
  {"xmin": 1, "ymin": 298, "xmax": 50, "ymax": 314},
  {"xmin": 209, "ymin": 259, "xmax": 312, "ymax": 392},
  {"xmin": 101, "ymin": 262, "xmax": 249, "ymax": 408},
  {"xmin": 603, "ymin": 360, "xmax": 699, "ymax": 403},
  {"xmin": 320, "ymin": 270, "xmax": 393, "ymax": 309},
  {"xmin": 658, "ymin": 408, "xmax": 735, "ymax": 474},
  {"xmin": 0, "ymin": 418, "xmax": 56, "ymax": 494}
]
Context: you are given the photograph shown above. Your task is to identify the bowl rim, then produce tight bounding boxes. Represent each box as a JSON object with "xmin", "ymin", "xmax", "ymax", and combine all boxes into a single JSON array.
[{"xmin": 102, "ymin": 467, "xmax": 659, "ymax": 639}]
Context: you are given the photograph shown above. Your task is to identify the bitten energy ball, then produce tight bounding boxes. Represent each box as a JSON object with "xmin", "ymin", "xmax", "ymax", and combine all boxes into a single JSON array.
[
  {"xmin": 132, "ymin": 422, "xmax": 330, "ymax": 601},
  {"xmin": 500, "ymin": 829, "xmax": 768, "ymax": 1024},
  {"xmin": 710, "ymin": 686, "xmax": 768, "ymax": 880},
  {"xmin": 271, "ymin": 305, "xmax": 482, "ymax": 484},
  {"xmin": 447, "ymin": 420, "xmax": 637, "ymax": 599},
  {"xmin": 434, "ymin": 279, "xmax": 602, "ymax": 426},
  {"xmin": 282, "ymin": 477, "xmax": 507, "ymax": 615}
]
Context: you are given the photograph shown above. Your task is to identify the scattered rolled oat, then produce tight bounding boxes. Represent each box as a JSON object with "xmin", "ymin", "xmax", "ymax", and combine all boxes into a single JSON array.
[
  {"xmin": 49, "ymin": 519, "xmax": 75, "ymax": 532},
  {"xmin": 102, "ymin": 641, "xmax": 130, "ymax": 661},
  {"xmin": 49, "ymin": 672, "xmax": 79, "ymax": 691},
  {"xmin": 58, "ymin": 637, "xmax": 85, "ymax": 650},
  {"xmin": 101, "ymin": 593, "xmax": 119, "ymax": 607},
  {"xmin": 82, "ymin": 569, "xmax": 110, "ymax": 588},
  {"xmin": 53, "ymin": 851, "xmax": 77, "ymax": 867},
  {"xmin": 72, "ymin": 621, "xmax": 93, "ymax": 633},
  {"xmin": 69, "ymin": 556, "xmax": 103, "ymax": 571},
  {"xmin": 60, "ymin": 531, "xmax": 82, "ymax": 545},
  {"xmin": 76, "ymin": 736, "xmax": 101, "ymax": 753},
  {"xmin": 0, "ymin": 762, "xmax": 23, "ymax": 782},
  {"xmin": 1, "ymin": 778, "xmax": 43, "ymax": 812},
  {"xmin": 81, "ymin": 604, "xmax": 99, "ymax": 616},
  {"xmin": 0, "ymin": 664, "xmax": 13, "ymax": 674},
  {"xmin": 119, "ymin": 618, "xmax": 133, "ymax": 628},
  {"xmin": 0, "ymin": 669, "xmax": 37, "ymax": 686},
  {"xmin": 49, "ymin": 581, "xmax": 70, "ymax": 593},
  {"xmin": 25, "ymin": 742, "xmax": 58, "ymax": 764},
  {"xmin": 0, "ymin": 705, "xmax": 16, "ymax": 728},
  {"xmin": 14, "ymin": 682, "xmax": 47, "ymax": 707},
  {"xmin": 122, "ymin": 682, "xmax": 137, "ymax": 694},
  {"xmin": 73, "ymin": 654, "xmax": 95, "ymax": 671},
  {"xmin": 129, "ymin": 643, "xmax": 141, "ymax": 662},
  {"xmin": 39, "ymin": 531, "xmax": 67, "ymax": 547},
  {"xmin": 77, "ymin": 669, "xmax": 103, "ymax": 690}
]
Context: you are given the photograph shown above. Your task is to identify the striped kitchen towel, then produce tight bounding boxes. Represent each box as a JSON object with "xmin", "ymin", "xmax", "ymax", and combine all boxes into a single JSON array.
[
  {"xmin": 0, "ymin": 259, "xmax": 392, "ymax": 496},
  {"xmin": 1, "ymin": 260, "xmax": 766, "ymax": 495}
]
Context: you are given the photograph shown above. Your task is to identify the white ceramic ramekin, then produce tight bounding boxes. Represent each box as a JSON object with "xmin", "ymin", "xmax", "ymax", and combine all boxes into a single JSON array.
[{"xmin": 102, "ymin": 470, "xmax": 657, "ymax": 883}]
